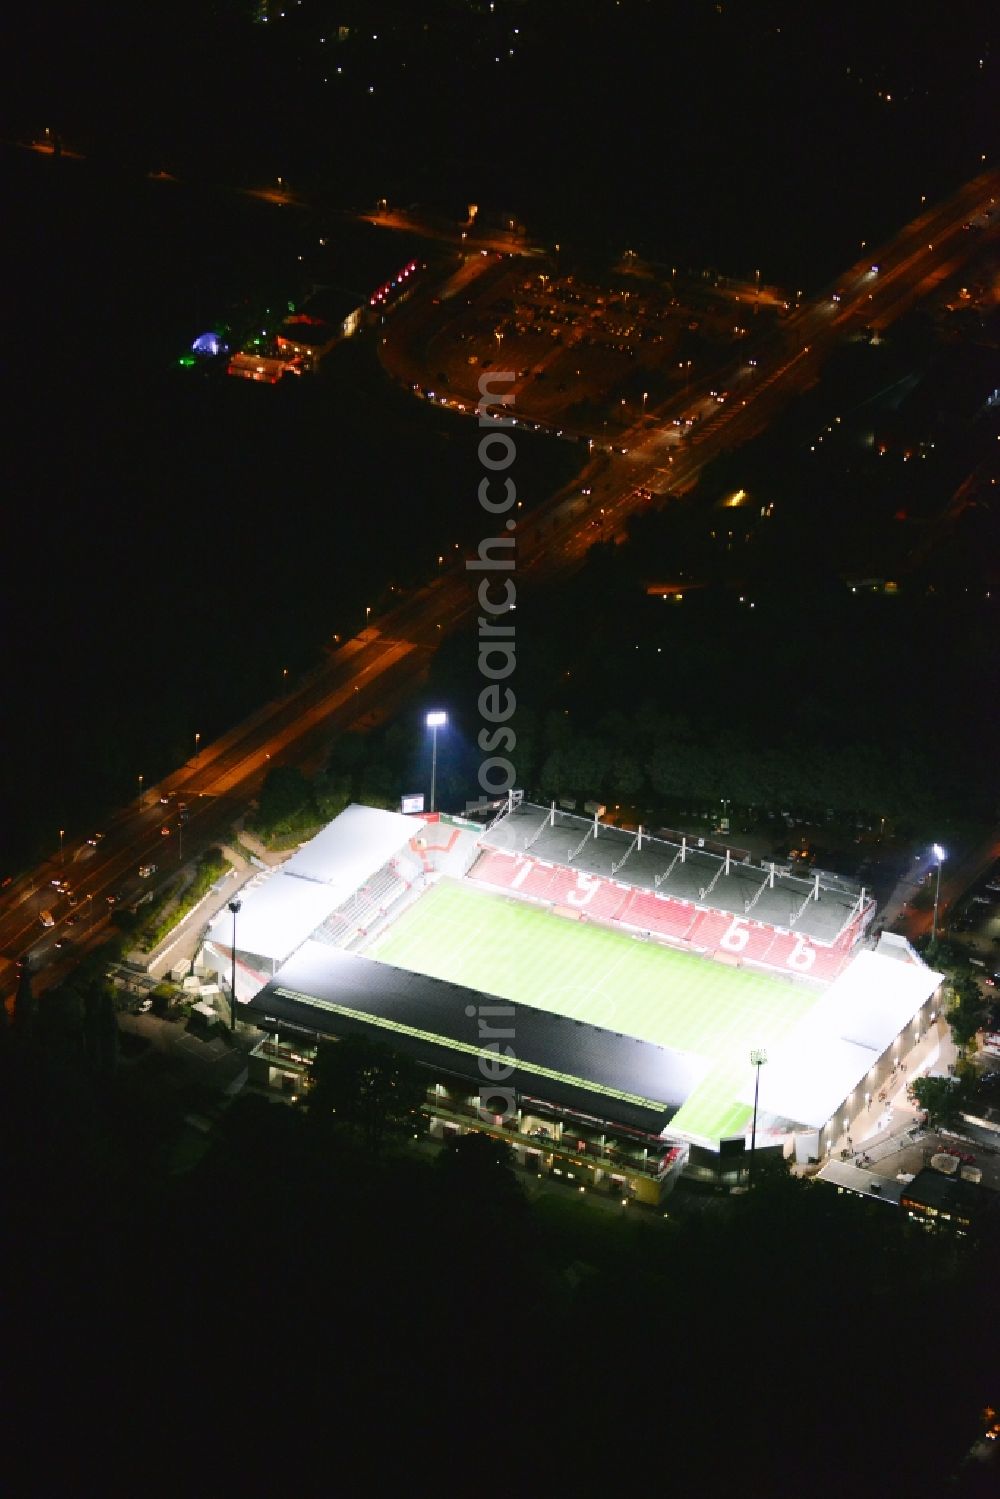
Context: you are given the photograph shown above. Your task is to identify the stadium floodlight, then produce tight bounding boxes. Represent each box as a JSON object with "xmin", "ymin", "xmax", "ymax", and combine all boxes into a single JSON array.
[
  {"xmin": 748, "ymin": 1048, "xmax": 767, "ymax": 1187},
  {"xmin": 931, "ymin": 844, "xmax": 946, "ymax": 942},
  {"xmin": 426, "ymin": 712, "xmax": 447, "ymax": 813},
  {"xmin": 228, "ymin": 897, "xmax": 242, "ymax": 1032}
]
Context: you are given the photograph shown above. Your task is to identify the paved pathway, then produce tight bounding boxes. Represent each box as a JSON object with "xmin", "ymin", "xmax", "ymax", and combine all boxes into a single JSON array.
[{"xmin": 828, "ymin": 1018, "xmax": 959, "ymax": 1165}]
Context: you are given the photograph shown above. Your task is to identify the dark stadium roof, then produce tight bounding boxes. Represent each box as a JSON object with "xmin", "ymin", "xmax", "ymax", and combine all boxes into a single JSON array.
[
  {"xmin": 249, "ymin": 938, "xmax": 711, "ymax": 1134},
  {"xmin": 483, "ymin": 802, "xmax": 870, "ymax": 944}
]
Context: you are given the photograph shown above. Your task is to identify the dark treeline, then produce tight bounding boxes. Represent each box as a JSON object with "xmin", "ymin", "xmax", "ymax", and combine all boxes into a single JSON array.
[
  {"xmin": 419, "ymin": 567, "xmax": 998, "ymax": 834},
  {"xmin": 261, "ymin": 557, "xmax": 996, "ymax": 838},
  {"xmin": 2, "ymin": 990, "xmax": 999, "ymax": 1497},
  {"xmin": 417, "ymin": 323, "xmax": 999, "ymax": 832}
]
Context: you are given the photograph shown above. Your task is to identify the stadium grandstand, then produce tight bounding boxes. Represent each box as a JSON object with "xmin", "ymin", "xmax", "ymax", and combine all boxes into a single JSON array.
[
  {"xmin": 202, "ymin": 803, "xmax": 455, "ymax": 999},
  {"xmin": 469, "ymin": 797, "xmax": 875, "ymax": 982},
  {"xmin": 199, "ymin": 800, "xmax": 943, "ymax": 1201}
]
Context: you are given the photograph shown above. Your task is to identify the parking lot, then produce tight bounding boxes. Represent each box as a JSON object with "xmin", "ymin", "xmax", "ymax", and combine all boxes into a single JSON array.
[
  {"xmin": 410, "ymin": 260, "xmax": 785, "ymax": 436},
  {"xmin": 950, "ymin": 856, "xmax": 1000, "ymax": 966}
]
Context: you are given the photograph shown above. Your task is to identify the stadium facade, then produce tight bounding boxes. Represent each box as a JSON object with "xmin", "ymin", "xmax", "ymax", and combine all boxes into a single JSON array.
[{"xmin": 200, "ymin": 800, "xmax": 943, "ymax": 1199}]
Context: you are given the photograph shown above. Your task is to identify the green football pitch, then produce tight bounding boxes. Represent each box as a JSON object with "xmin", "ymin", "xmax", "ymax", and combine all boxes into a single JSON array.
[{"xmin": 369, "ymin": 879, "xmax": 821, "ymax": 1142}]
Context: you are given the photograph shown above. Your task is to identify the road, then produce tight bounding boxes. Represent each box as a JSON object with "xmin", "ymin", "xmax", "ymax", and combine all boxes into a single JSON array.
[
  {"xmin": 507, "ymin": 168, "xmax": 1000, "ymax": 573},
  {"xmin": 0, "ymin": 630, "xmax": 435, "ymax": 996},
  {"xmin": 3, "ymin": 167, "xmax": 998, "ymax": 1004}
]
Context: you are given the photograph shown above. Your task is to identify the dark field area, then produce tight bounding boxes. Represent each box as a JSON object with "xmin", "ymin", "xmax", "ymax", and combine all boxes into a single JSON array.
[{"xmin": 0, "ymin": 150, "xmax": 581, "ymax": 866}]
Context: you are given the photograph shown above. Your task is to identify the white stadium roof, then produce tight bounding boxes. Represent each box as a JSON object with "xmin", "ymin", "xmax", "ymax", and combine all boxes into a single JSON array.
[
  {"xmin": 282, "ymin": 803, "xmax": 423, "ymax": 889},
  {"xmin": 206, "ymin": 804, "xmax": 424, "ymax": 966},
  {"xmin": 207, "ymin": 874, "xmax": 342, "ymax": 969},
  {"xmin": 831, "ymin": 949, "xmax": 941, "ymax": 1051},
  {"xmin": 740, "ymin": 949, "xmax": 943, "ymax": 1130}
]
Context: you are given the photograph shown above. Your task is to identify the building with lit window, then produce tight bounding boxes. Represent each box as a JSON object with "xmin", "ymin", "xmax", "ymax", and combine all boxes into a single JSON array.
[{"xmin": 899, "ymin": 1168, "xmax": 996, "ymax": 1234}]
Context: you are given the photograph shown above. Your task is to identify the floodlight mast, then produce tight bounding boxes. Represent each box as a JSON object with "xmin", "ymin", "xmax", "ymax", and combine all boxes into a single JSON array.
[
  {"xmin": 426, "ymin": 711, "xmax": 447, "ymax": 813},
  {"xmin": 749, "ymin": 1049, "xmax": 767, "ymax": 1186},
  {"xmin": 228, "ymin": 898, "xmax": 242, "ymax": 1032},
  {"xmin": 931, "ymin": 844, "xmax": 946, "ymax": 942}
]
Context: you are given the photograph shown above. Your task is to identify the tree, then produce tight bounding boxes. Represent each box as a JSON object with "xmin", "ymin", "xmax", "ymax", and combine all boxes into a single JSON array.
[
  {"xmin": 84, "ymin": 983, "xmax": 119, "ymax": 1077},
  {"xmin": 538, "ymin": 747, "xmax": 567, "ymax": 798},
  {"xmin": 309, "ymin": 1036, "xmax": 426, "ymax": 1151},
  {"xmin": 433, "ymin": 1134, "xmax": 528, "ymax": 1267},
  {"xmin": 258, "ymin": 765, "xmax": 313, "ymax": 832},
  {"xmin": 571, "ymin": 737, "xmax": 612, "ymax": 796},
  {"xmin": 328, "ymin": 733, "xmax": 366, "ymax": 775},
  {"xmin": 435, "ymin": 1131, "xmax": 522, "ymax": 1215},
  {"xmin": 921, "ymin": 937, "xmax": 963, "ymax": 971},
  {"xmin": 10, "ymin": 962, "xmax": 37, "ymax": 1046},
  {"xmin": 607, "ymin": 752, "xmax": 644, "ymax": 801},
  {"xmin": 948, "ymin": 976, "xmax": 988, "ymax": 1048},
  {"xmin": 312, "ymin": 769, "xmax": 352, "ymax": 821},
  {"xmin": 358, "ymin": 762, "xmax": 397, "ymax": 810},
  {"xmin": 908, "ymin": 1074, "xmax": 962, "ymax": 1128}
]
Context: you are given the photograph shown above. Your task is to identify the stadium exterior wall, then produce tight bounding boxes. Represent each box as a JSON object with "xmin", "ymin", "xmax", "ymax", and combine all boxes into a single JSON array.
[
  {"xmin": 814, "ymin": 992, "xmax": 941, "ymax": 1159},
  {"xmin": 250, "ymin": 1019, "xmax": 682, "ymax": 1205},
  {"xmin": 247, "ymin": 974, "xmax": 943, "ymax": 1187}
]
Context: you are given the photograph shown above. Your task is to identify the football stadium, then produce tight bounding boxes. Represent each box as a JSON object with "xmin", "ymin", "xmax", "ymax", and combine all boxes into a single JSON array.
[{"xmin": 199, "ymin": 799, "xmax": 944, "ymax": 1200}]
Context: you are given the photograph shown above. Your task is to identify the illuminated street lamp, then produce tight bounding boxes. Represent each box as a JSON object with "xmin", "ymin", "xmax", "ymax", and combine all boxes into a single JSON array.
[
  {"xmin": 426, "ymin": 711, "xmax": 447, "ymax": 813},
  {"xmin": 749, "ymin": 1048, "xmax": 767, "ymax": 1186},
  {"xmin": 59, "ymin": 828, "xmax": 65, "ymax": 866},
  {"xmin": 138, "ymin": 774, "xmax": 144, "ymax": 811},
  {"xmin": 228, "ymin": 898, "xmax": 242, "ymax": 1033},
  {"xmin": 194, "ymin": 731, "xmax": 201, "ymax": 756},
  {"xmin": 931, "ymin": 844, "xmax": 946, "ymax": 941}
]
